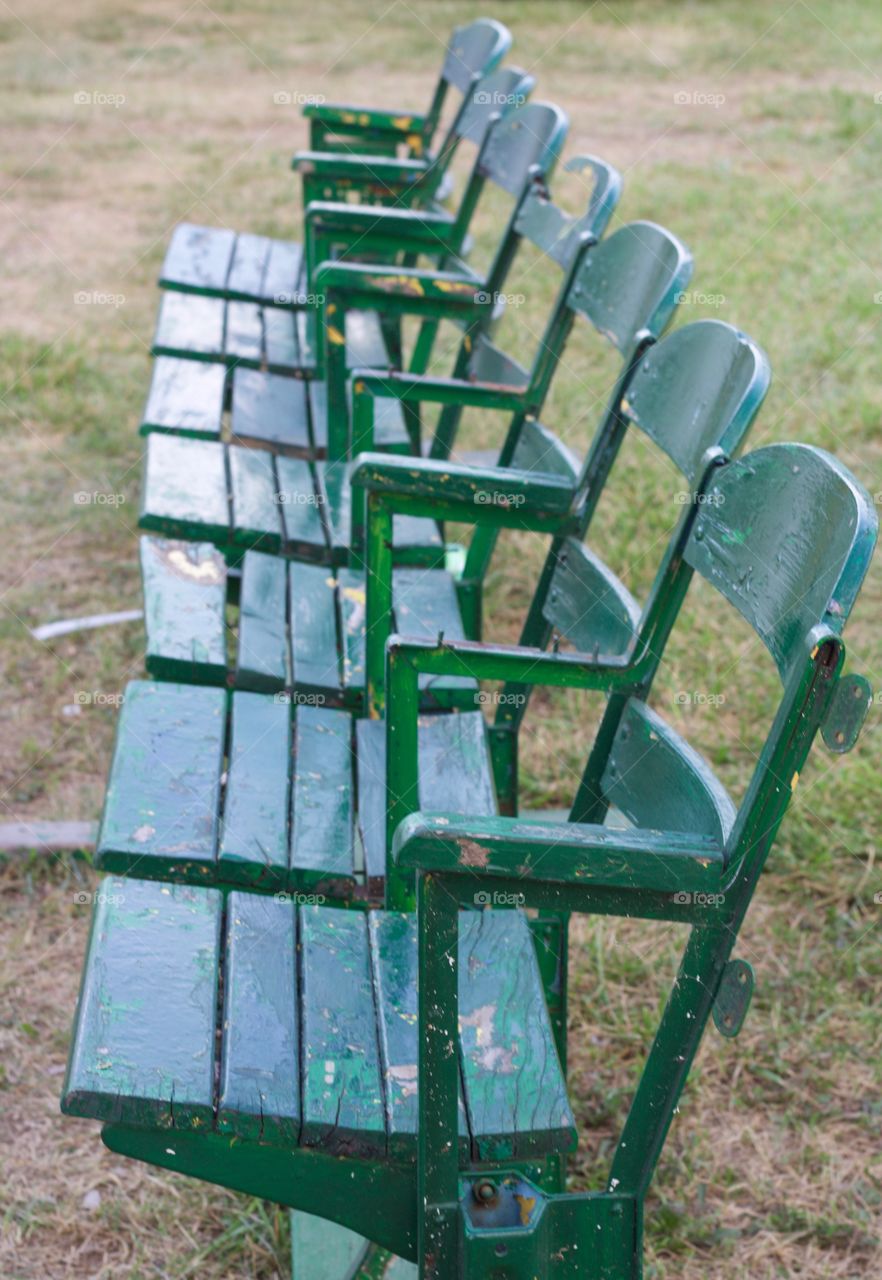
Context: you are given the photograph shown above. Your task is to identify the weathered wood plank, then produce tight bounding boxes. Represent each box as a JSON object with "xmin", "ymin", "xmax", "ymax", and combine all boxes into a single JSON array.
[
  {"xmin": 290, "ymin": 707, "xmax": 356, "ymax": 894},
  {"xmin": 227, "ymin": 233, "xmax": 273, "ymax": 301},
  {"xmin": 357, "ymin": 711, "xmax": 496, "ymax": 895},
  {"xmin": 264, "ymin": 307, "xmax": 300, "ymax": 374},
  {"xmin": 62, "ymin": 877, "xmax": 221, "ymax": 1128},
  {"xmin": 288, "ymin": 561, "xmax": 342, "ymax": 696},
  {"xmin": 141, "ymin": 357, "xmax": 226, "ymax": 440},
  {"xmin": 393, "ymin": 568, "xmax": 476, "ymax": 706},
  {"xmin": 225, "ymin": 301, "xmax": 264, "ymax": 365},
  {"xmin": 369, "ymin": 912, "xmax": 469, "ymax": 1161},
  {"xmin": 159, "ymin": 223, "xmax": 236, "ymax": 294},
  {"xmin": 236, "ymin": 549, "xmax": 290, "ymax": 691},
  {"xmin": 261, "ymin": 239, "xmax": 304, "ymax": 306},
  {"xmin": 298, "ymin": 906, "xmax": 386, "ymax": 1154},
  {"xmin": 140, "ymin": 536, "xmax": 228, "ymax": 686},
  {"xmin": 336, "ymin": 568, "xmax": 366, "ymax": 698},
  {"xmin": 153, "ymin": 291, "xmax": 225, "ymax": 360},
  {"xmin": 96, "ymin": 681, "xmax": 225, "ymax": 879},
  {"xmin": 219, "ymin": 892, "xmax": 299, "ymax": 1142},
  {"xmin": 228, "ymin": 446, "xmax": 283, "ymax": 552},
  {"xmin": 141, "ymin": 435, "xmax": 230, "ymax": 544},
  {"xmin": 219, "ymin": 692, "xmax": 290, "ymax": 886},
  {"xmin": 458, "ymin": 909, "xmax": 576, "ymax": 1161},
  {"xmin": 275, "ymin": 456, "xmax": 327, "ymax": 557},
  {"xmin": 231, "ymin": 368, "xmax": 311, "ymax": 453}
]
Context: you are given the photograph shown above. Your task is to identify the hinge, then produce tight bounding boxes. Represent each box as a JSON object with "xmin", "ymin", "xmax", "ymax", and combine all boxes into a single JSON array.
[
  {"xmin": 713, "ymin": 958, "xmax": 754, "ymax": 1038},
  {"xmin": 821, "ymin": 672, "xmax": 872, "ymax": 753}
]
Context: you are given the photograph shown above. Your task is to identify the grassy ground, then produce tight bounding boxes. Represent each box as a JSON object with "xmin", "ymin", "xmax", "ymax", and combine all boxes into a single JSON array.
[{"xmin": 1, "ymin": 0, "xmax": 881, "ymax": 1275}]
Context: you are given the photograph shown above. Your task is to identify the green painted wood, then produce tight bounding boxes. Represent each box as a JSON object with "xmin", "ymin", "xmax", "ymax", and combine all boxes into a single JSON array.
[
  {"xmin": 358, "ymin": 712, "xmax": 495, "ymax": 895},
  {"xmin": 140, "ymin": 536, "xmax": 227, "ymax": 685},
  {"xmin": 288, "ymin": 561, "xmax": 343, "ymax": 696},
  {"xmin": 298, "ymin": 906, "xmax": 386, "ymax": 1154},
  {"xmin": 218, "ymin": 892, "xmax": 299, "ymax": 1142},
  {"xmin": 141, "ymin": 357, "xmax": 226, "ymax": 440},
  {"xmin": 478, "ymin": 102, "xmax": 567, "ymax": 198},
  {"xmin": 228, "ymin": 445, "xmax": 283, "ymax": 552},
  {"xmin": 236, "ymin": 549, "xmax": 290, "ymax": 691},
  {"xmin": 96, "ymin": 681, "xmax": 225, "ymax": 879},
  {"xmin": 231, "ymin": 369, "xmax": 311, "ymax": 453},
  {"xmin": 621, "ymin": 320, "xmax": 770, "ymax": 484},
  {"xmin": 290, "ymin": 1212, "xmax": 369, "ymax": 1280},
  {"xmin": 227, "ymin": 233, "xmax": 273, "ymax": 302},
  {"xmin": 601, "ymin": 699, "xmax": 736, "ymax": 844},
  {"xmin": 684, "ymin": 444, "xmax": 877, "ymax": 680},
  {"xmin": 260, "ymin": 238, "xmax": 304, "ymax": 306},
  {"xmin": 225, "ymin": 301, "xmax": 264, "ymax": 365},
  {"xmin": 368, "ymin": 911, "xmax": 469, "ymax": 1161},
  {"xmin": 543, "ymin": 538, "xmax": 641, "ymax": 659},
  {"xmin": 219, "ymin": 692, "xmax": 290, "ymax": 885},
  {"xmin": 275, "ymin": 455, "xmax": 327, "ymax": 556},
  {"xmin": 153, "ymin": 291, "xmax": 225, "ymax": 360},
  {"xmin": 509, "ymin": 418, "xmax": 579, "ymax": 482},
  {"xmin": 393, "ymin": 568, "xmax": 476, "ymax": 706},
  {"xmin": 141, "ymin": 434, "xmax": 230, "ymax": 544},
  {"xmin": 321, "ymin": 460, "xmax": 443, "ymax": 565},
  {"xmin": 456, "ymin": 909, "xmax": 576, "ymax": 1161},
  {"xmin": 62, "ymin": 876, "xmax": 221, "ymax": 1127},
  {"xmin": 567, "ymin": 221, "xmax": 691, "ymax": 354},
  {"xmin": 290, "ymin": 706, "xmax": 356, "ymax": 893},
  {"xmin": 160, "ymin": 223, "xmax": 236, "ymax": 295},
  {"xmin": 264, "ymin": 306, "xmax": 300, "ymax": 373},
  {"xmin": 337, "ymin": 567, "xmax": 367, "ymax": 698}
]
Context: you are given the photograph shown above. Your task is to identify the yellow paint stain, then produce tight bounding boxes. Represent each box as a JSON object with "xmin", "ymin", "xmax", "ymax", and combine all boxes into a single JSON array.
[
  {"xmin": 342, "ymin": 585, "xmax": 366, "ymax": 604},
  {"xmin": 327, "ymin": 326, "xmax": 346, "ymax": 346},
  {"xmin": 406, "ymin": 133, "xmax": 423, "ymax": 154},
  {"xmin": 340, "ymin": 112, "xmax": 357, "ymax": 125},
  {"xmin": 791, "ymin": 771, "xmax": 799, "ymax": 791},
  {"xmin": 359, "ymin": 113, "xmax": 371, "ymax": 127},
  {"xmin": 435, "ymin": 280, "xmax": 475, "ymax": 294},
  {"xmin": 514, "ymin": 1194, "xmax": 537, "ymax": 1227},
  {"xmin": 391, "ymin": 115, "xmax": 413, "ymax": 130}
]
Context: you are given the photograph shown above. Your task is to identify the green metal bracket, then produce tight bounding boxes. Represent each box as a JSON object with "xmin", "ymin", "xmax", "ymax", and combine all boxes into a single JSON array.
[
  {"xmin": 712, "ymin": 958, "xmax": 754, "ymax": 1038},
  {"xmin": 458, "ymin": 1174, "xmax": 640, "ymax": 1278},
  {"xmin": 821, "ymin": 672, "xmax": 872, "ymax": 753}
]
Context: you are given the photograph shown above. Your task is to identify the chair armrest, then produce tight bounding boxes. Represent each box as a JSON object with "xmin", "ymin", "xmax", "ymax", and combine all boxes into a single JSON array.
[
  {"xmin": 302, "ymin": 103, "xmax": 427, "ymax": 133},
  {"xmin": 352, "ymin": 453, "xmax": 575, "ymax": 528},
  {"xmin": 293, "ymin": 151, "xmax": 429, "ymax": 184},
  {"xmin": 352, "ymin": 369, "xmax": 527, "ymax": 414},
  {"xmin": 306, "ymin": 202, "xmax": 455, "ymax": 240},
  {"xmin": 393, "ymin": 812, "xmax": 724, "ymax": 896}
]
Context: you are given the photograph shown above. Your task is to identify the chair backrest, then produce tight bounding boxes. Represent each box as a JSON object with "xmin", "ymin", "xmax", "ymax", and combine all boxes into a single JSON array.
[
  {"xmin": 684, "ymin": 443, "xmax": 877, "ymax": 685},
  {"xmin": 432, "ymin": 65, "xmax": 536, "ymax": 176},
  {"xmin": 500, "ymin": 322, "xmax": 770, "ymax": 743},
  {"xmin": 514, "ymin": 155, "xmax": 623, "ymax": 269},
  {"xmin": 421, "ymin": 19, "xmax": 512, "ymax": 150}
]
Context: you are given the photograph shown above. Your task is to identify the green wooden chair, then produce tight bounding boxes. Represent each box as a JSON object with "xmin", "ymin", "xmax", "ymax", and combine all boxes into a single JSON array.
[
  {"xmin": 134, "ymin": 219, "xmax": 689, "ymax": 709},
  {"xmin": 157, "ymin": 19, "xmax": 513, "ymax": 306},
  {"xmin": 150, "ymin": 78, "xmax": 551, "ymax": 391},
  {"xmin": 137, "ymin": 217, "xmax": 686, "ymax": 588},
  {"xmin": 92, "ymin": 320, "xmax": 767, "ymax": 899},
  {"xmin": 62, "ymin": 442, "xmax": 877, "ymax": 1278}
]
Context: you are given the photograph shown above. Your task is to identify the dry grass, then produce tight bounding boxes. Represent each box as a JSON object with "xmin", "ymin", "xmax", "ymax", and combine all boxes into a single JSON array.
[{"xmin": 1, "ymin": 0, "xmax": 882, "ymax": 1275}]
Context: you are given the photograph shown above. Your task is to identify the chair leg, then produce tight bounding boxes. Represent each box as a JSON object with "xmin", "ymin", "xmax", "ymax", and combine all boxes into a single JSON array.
[{"xmin": 289, "ymin": 1212, "xmax": 417, "ymax": 1279}]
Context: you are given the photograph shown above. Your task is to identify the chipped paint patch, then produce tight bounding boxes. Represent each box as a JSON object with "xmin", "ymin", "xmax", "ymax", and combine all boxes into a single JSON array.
[{"xmin": 458, "ymin": 839, "xmax": 489, "ymax": 867}]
